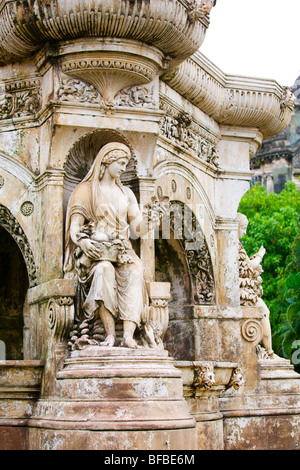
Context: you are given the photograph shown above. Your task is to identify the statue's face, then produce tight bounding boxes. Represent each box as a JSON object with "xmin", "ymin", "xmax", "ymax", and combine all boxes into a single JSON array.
[
  {"xmin": 106, "ymin": 157, "xmax": 128, "ymax": 179},
  {"xmin": 238, "ymin": 222, "xmax": 248, "ymax": 239}
]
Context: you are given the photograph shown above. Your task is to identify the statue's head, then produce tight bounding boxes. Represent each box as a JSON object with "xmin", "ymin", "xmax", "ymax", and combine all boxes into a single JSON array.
[
  {"xmin": 97, "ymin": 142, "xmax": 131, "ymax": 180},
  {"xmin": 237, "ymin": 212, "xmax": 248, "ymax": 239}
]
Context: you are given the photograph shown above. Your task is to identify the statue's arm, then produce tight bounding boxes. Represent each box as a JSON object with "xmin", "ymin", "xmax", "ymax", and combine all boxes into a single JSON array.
[
  {"xmin": 69, "ymin": 213, "xmax": 103, "ymax": 259},
  {"xmin": 249, "ymin": 245, "xmax": 266, "ymax": 269},
  {"xmin": 125, "ymin": 188, "xmax": 149, "ymax": 238}
]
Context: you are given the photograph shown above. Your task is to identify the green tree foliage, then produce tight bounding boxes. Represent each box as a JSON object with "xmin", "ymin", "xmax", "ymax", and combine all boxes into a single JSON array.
[
  {"xmin": 272, "ymin": 220, "xmax": 300, "ymax": 372},
  {"xmin": 238, "ymin": 182, "xmax": 300, "ymax": 339}
]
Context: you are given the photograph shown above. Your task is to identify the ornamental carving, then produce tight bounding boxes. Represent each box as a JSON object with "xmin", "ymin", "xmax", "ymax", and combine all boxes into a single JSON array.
[
  {"xmin": 58, "ymin": 76, "xmax": 157, "ymax": 109},
  {"xmin": 160, "ymin": 107, "xmax": 219, "ymax": 168},
  {"xmin": 164, "ymin": 201, "xmax": 215, "ymax": 304},
  {"xmin": 241, "ymin": 319, "xmax": 263, "ymax": 344},
  {"xmin": 280, "ymin": 87, "xmax": 296, "ymax": 110},
  {"xmin": 187, "ymin": 0, "xmax": 217, "ymax": 23},
  {"xmin": 20, "ymin": 201, "xmax": 34, "ymax": 217},
  {"xmin": 226, "ymin": 368, "xmax": 244, "ymax": 391},
  {"xmin": 0, "ymin": 203, "xmax": 37, "ymax": 286},
  {"xmin": 48, "ymin": 296, "xmax": 75, "ymax": 343},
  {"xmin": 193, "ymin": 364, "xmax": 215, "ymax": 390},
  {"xmin": 0, "ymin": 78, "xmax": 41, "ymax": 120}
]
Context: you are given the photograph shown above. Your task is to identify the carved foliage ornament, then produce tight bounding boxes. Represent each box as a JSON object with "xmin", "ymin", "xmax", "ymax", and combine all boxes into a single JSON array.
[
  {"xmin": 160, "ymin": 109, "xmax": 219, "ymax": 168},
  {"xmin": 0, "ymin": 79, "xmax": 41, "ymax": 120},
  {"xmin": 58, "ymin": 76, "xmax": 157, "ymax": 110},
  {"xmin": 0, "ymin": 204, "xmax": 37, "ymax": 286}
]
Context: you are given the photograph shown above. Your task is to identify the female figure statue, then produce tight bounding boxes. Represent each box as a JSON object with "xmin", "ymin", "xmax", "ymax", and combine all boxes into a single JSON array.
[{"xmin": 64, "ymin": 142, "xmax": 167, "ymax": 349}]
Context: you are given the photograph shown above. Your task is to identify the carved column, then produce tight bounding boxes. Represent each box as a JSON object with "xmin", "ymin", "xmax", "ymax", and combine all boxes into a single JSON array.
[
  {"xmin": 34, "ymin": 171, "xmax": 65, "ymax": 281},
  {"xmin": 138, "ymin": 176, "xmax": 157, "ymax": 282}
]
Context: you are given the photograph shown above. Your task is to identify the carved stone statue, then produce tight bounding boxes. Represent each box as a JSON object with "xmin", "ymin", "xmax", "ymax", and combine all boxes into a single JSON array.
[
  {"xmin": 64, "ymin": 142, "xmax": 169, "ymax": 350},
  {"xmin": 237, "ymin": 212, "xmax": 278, "ymax": 359}
]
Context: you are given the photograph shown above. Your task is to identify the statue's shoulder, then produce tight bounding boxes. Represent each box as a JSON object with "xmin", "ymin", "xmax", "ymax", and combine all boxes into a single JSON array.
[{"xmin": 122, "ymin": 184, "xmax": 137, "ymax": 203}]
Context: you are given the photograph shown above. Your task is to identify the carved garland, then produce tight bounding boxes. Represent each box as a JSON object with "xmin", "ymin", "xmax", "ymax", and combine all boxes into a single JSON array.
[{"xmin": 0, "ymin": 204, "xmax": 37, "ymax": 286}]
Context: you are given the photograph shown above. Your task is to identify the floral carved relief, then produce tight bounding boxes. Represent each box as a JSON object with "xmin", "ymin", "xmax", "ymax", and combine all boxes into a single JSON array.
[{"xmin": 0, "ymin": 78, "xmax": 41, "ymax": 120}]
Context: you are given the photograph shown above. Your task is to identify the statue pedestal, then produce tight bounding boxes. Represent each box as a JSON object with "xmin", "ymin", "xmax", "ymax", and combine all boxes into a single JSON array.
[{"xmin": 28, "ymin": 347, "xmax": 196, "ymax": 450}]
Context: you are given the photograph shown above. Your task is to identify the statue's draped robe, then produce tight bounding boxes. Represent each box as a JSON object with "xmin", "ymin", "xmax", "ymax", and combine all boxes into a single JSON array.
[{"xmin": 64, "ymin": 178, "xmax": 148, "ymax": 327}]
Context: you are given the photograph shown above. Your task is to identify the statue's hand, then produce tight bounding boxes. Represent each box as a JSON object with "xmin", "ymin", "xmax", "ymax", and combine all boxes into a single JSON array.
[
  {"xmin": 79, "ymin": 238, "xmax": 104, "ymax": 260},
  {"xmin": 258, "ymin": 245, "xmax": 266, "ymax": 259}
]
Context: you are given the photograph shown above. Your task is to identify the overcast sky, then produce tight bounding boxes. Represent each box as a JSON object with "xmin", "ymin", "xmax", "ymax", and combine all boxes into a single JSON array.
[{"xmin": 201, "ymin": 0, "xmax": 300, "ymax": 87}]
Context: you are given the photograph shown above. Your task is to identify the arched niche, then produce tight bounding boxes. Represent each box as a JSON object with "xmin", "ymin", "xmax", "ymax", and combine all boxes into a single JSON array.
[
  {"xmin": 0, "ymin": 204, "xmax": 37, "ymax": 360},
  {"xmin": 155, "ymin": 200, "xmax": 215, "ymax": 359},
  {"xmin": 155, "ymin": 200, "xmax": 215, "ymax": 308},
  {"xmin": 63, "ymin": 128, "xmax": 139, "ymax": 218},
  {"xmin": 0, "ymin": 225, "xmax": 29, "ymax": 359}
]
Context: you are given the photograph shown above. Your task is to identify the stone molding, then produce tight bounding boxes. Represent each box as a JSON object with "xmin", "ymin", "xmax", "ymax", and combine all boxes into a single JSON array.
[
  {"xmin": 162, "ymin": 51, "xmax": 294, "ymax": 140},
  {"xmin": 0, "ymin": 0, "xmax": 209, "ymax": 66}
]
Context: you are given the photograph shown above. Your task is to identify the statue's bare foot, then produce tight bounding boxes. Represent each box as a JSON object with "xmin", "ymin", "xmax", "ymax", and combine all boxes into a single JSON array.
[
  {"xmin": 100, "ymin": 335, "xmax": 115, "ymax": 347},
  {"xmin": 121, "ymin": 336, "xmax": 140, "ymax": 349}
]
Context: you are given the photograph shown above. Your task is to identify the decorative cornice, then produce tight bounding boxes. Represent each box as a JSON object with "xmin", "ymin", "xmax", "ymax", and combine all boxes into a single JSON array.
[
  {"xmin": 0, "ymin": 0, "xmax": 209, "ymax": 67},
  {"xmin": 162, "ymin": 51, "xmax": 294, "ymax": 141}
]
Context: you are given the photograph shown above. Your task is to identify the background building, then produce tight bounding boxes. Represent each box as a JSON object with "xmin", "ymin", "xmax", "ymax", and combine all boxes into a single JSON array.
[{"xmin": 251, "ymin": 75, "xmax": 300, "ymax": 192}]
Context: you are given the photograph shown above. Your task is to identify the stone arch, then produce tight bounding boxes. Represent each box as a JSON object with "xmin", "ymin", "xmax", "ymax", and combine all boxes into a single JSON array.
[
  {"xmin": 153, "ymin": 160, "xmax": 215, "ymax": 224},
  {"xmin": 0, "ymin": 210, "xmax": 34, "ymax": 359},
  {"xmin": 0, "ymin": 204, "xmax": 37, "ymax": 288},
  {"xmin": 156, "ymin": 200, "xmax": 215, "ymax": 308},
  {"xmin": 153, "ymin": 160, "xmax": 216, "ymax": 299}
]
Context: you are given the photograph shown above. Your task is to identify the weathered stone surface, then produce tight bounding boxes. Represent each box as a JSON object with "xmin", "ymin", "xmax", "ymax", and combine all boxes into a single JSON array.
[{"xmin": 0, "ymin": 0, "xmax": 299, "ymax": 452}]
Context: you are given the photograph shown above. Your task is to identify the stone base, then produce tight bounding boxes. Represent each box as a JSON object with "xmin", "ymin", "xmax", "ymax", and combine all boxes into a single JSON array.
[
  {"xmin": 28, "ymin": 347, "xmax": 196, "ymax": 450},
  {"xmin": 220, "ymin": 358, "xmax": 300, "ymax": 450}
]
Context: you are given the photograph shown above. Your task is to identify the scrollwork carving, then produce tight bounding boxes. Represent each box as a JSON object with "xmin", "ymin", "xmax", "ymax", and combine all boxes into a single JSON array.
[
  {"xmin": 58, "ymin": 76, "xmax": 157, "ymax": 110},
  {"xmin": 241, "ymin": 319, "xmax": 263, "ymax": 344},
  {"xmin": 47, "ymin": 297, "xmax": 75, "ymax": 343},
  {"xmin": 163, "ymin": 201, "xmax": 215, "ymax": 304},
  {"xmin": 114, "ymin": 84, "xmax": 157, "ymax": 109}
]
